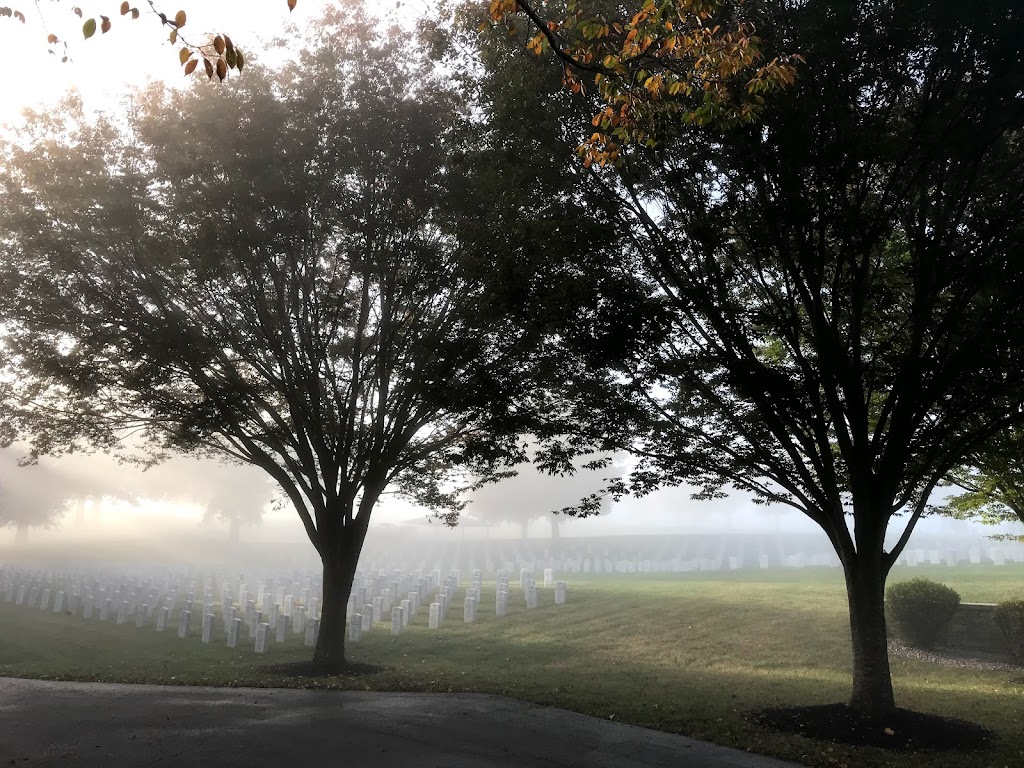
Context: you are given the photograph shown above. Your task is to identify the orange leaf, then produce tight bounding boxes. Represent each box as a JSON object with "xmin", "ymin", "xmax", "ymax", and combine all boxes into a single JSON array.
[
  {"xmin": 184, "ymin": 58, "xmax": 198, "ymax": 76},
  {"xmin": 173, "ymin": 9, "xmax": 185, "ymax": 27},
  {"xmin": 47, "ymin": 33, "xmax": 58, "ymax": 44},
  {"xmin": 120, "ymin": 1, "xmax": 129, "ymax": 15},
  {"xmin": 178, "ymin": 46, "xmax": 190, "ymax": 65},
  {"xmin": 287, "ymin": 0, "xmax": 297, "ymax": 10}
]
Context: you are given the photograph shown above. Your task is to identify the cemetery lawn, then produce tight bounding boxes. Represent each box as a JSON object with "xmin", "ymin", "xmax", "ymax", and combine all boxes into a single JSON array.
[{"xmin": 2, "ymin": 566, "xmax": 1022, "ymax": 768}]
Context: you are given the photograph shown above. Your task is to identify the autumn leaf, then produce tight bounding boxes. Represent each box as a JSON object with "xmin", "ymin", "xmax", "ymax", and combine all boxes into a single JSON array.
[
  {"xmin": 72, "ymin": 6, "xmax": 82, "ymax": 17},
  {"xmin": 119, "ymin": 1, "xmax": 129, "ymax": 15},
  {"xmin": 100, "ymin": 16, "xmax": 111, "ymax": 34},
  {"xmin": 178, "ymin": 46, "xmax": 190, "ymax": 65},
  {"xmin": 213, "ymin": 35, "xmax": 225, "ymax": 55},
  {"xmin": 204, "ymin": 58, "xmax": 213, "ymax": 79},
  {"xmin": 216, "ymin": 57, "xmax": 227, "ymax": 81},
  {"xmin": 287, "ymin": 0, "xmax": 297, "ymax": 10},
  {"xmin": 174, "ymin": 9, "xmax": 185, "ymax": 28},
  {"xmin": 184, "ymin": 58, "xmax": 198, "ymax": 76},
  {"xmin": 82, "ymin": 18, "xmax": 96, "ymax": 39},
  {"xmin": 46, "ymin": 33, "xmax": 57, "ymax": 44},
  {"xmin": 235, "ymin": 49, "xmax": 244, "ymax": 71}
]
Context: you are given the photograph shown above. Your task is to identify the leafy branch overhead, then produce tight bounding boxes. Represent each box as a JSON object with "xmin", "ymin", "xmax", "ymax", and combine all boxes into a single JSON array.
[{"xmin": 488, "ymin": 0, "xmax": 802, "ymax": 165}]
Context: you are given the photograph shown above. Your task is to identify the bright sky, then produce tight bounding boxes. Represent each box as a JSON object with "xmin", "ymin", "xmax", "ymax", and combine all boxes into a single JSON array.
[{"xmin": 0, "ymin": 0, "xmax": 430, "ymax": 123}]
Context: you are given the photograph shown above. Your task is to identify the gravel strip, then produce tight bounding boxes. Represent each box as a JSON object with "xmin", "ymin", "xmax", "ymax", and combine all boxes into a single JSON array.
[{"xmin": 888, "ymin": 639, "xmax": 1021, "ymax": 671}]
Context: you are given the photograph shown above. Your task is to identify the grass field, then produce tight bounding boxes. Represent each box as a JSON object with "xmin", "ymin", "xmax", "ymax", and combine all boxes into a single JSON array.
[{"xmin": 1, "ymin": 565, "xmax": 1022, "ymax": 768}]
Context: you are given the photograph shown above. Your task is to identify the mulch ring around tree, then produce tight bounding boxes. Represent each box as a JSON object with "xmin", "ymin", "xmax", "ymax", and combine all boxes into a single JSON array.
[
  {"xmin": 748, "ymin": 703, "xmax": 994, "ymax": 750},
  {"xmin": 265, "ymin": 660, "xmax": 388, "ymax": 678}
]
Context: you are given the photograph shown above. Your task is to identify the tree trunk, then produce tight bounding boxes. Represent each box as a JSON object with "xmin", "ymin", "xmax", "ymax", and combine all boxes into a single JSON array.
[
  {"xmin": 550, "ymin": 514, "xmax": 560, "ymax": 539},
  {"xmin": 312, "ymin": 529, "xmax": 363, "ymax": 674},
  {"xmin": 228, "ymin": 514, "xmax": 240, "ymax": 546},
  {"xmin": 14, "ymin": 520, "xmax": 28, "ymax": 544},
  {"xmin": 844, "ymin": 554, "xmax": 895, "ymax": 716},
  {"xmin": 520, "ymin": 519, "xmax": 529, "ymax": 540}
]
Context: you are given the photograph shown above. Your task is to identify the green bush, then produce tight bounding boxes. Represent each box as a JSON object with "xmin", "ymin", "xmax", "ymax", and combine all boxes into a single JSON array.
[
  {"xmin": 994, "ymin": 600, "xmax": 1024, "ymax": 665},
  {"xmin": 885, "ymin": 578, "xmax": 961, "ymax": 649}
]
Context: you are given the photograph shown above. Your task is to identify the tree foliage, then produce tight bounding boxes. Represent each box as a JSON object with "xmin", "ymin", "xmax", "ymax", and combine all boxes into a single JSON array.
[
  {"xmin": 488, "ymin": 0, "xmax": 801, "ymax": 165},
  {"xmin": 935, "ymin": 428, "xmax": 1024, "ymax": 542}
]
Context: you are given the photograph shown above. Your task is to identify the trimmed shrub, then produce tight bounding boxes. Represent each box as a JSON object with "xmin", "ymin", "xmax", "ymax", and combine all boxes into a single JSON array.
[
  {"xmin": 885, "ymin": 578, "xmax": 961, "ymax": 649},
  {"xmin": 994, "ymin": 600, "xmax": 1024, "ymax": 665}
]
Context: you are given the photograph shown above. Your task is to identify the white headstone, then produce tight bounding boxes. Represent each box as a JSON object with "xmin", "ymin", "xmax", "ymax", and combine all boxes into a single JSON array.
[
  {"xmin": 372, "ymin": 597, "xmax": 382, "ymax": 622},
  {"xmin": 400, "ymin": 599, "xmax": 412, "ymax": 626},
  {"xmin": 255, "ymin": 622, "xmax": 269, "ymax": 654},
  {"xmin": 178, "ymin": 609, "xmax": 191, "ymax": 639},
  {"xmin": 202, "ymin": 612, "xmax": 214, "ymax": 643},
  {"xmin": 275, "ymin": 613, "xmax": 287, "ymax": 643},
  {"xmin": 428, "ymin": 602, "xmax": 441, "ymax": 629},
  {"xmin": 157, "ymin": 606, "xmax": 168, "ymax": 632},
  {"xmin": 463, "ymin": 597, "xmax": 476, "ymax": 623},
  {"xmin": 304, "ymin": 617, "xmax": 319, "ymax": 647},
  {"xmin": 349, "ymin": 614, "xmax": 362, "ymax": 642},
  {"xmin": 555, "ymin": 581, "xmax": 567, "ymax": 605},
  {"xmin": 136, "ymin": 604, "xmax": 147, "ymax": 628},
  {"xmin": 228, "ymin": 616, "xmax": 242, "ymax": 648},
  {"xmin": 543, "ymin": 568, "xmax": 553, "ymax": 587},
  {"xmin": 496, "ymin": 591, "xmax": 508, "ymax": 617},
  {"xmin": 391, "ymin": 606, "xmax": 403, "ymax": 636},
  {"xmin": 53, "ymin": 591, "xmax": 65, "ymax": 614},
  {"xmin": 361, "ymin": 606, "xmax": 373, "ymax": 633},
  {"xmin": 117, "ymin": 600, "xmax": 128, "ymax": 625}
]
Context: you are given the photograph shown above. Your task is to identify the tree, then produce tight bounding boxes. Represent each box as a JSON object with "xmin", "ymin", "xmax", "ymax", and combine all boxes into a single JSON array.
[
  {"xmin": 513, "ymin": 0, "xmax": 1024, "ymax": 716},
  {"xmin": 0, "ymin": 5, "xmax": 581, "ymax": 672},
  {"xmin": 468, "ymin": 454, "xmax": 616, "ymax": 538},
  {"xmin": 934, "ymin": 429, "xmax": 1024, "ymax": 542},
  {"xmin": 0, "ymin": 446, "xmax": 82, "ymax": 542}
]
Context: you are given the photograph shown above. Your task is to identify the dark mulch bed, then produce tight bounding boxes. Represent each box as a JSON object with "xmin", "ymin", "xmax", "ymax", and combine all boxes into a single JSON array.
[
  {"xmin": 748, "ymin": 703, "xmax": 994, "ymax": 750},
  {"xmin": 265, "ymin": 660, "xmax": 388, "ymax": 678}
]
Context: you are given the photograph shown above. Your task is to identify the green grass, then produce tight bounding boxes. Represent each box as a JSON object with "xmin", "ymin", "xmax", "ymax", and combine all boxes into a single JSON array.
[{"xmin": 2, "ymin": 566, "xmax": 1022, "ymax": 768}]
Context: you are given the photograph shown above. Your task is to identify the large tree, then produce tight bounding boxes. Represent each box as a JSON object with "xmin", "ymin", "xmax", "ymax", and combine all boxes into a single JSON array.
[
  {"xmin": 506, "ymin": 0, "xmax": 1024, "ymax": 716},
  {"xmin": 0, "ymin": 5, "xmax": 600, "ymax": 671}
]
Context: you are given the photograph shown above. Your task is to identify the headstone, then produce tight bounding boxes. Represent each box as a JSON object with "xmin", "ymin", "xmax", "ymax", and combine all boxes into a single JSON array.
[
  {"xmin": 304, "ymin": 617, "xmax": 319, "ymax": 647},
  {"xmin": 275, "ymin": 614, "xmax": 287, "ymax": 643},
  {"xmin": 293, "ymin": 606, "xmax": 306, "ymax": 634},
  {"xmin": 246, "ymin": 599, "xmax": 256, "ymax": 627},
  {"xmin": 178, "ymin": 609, "xmax": 191, "ymax": 639},
  {"xmin": 361, "ymin": 607, "xmax": 373, "ymax": 634},
  {"xmin": 83, "ymin": 595, "xmax": 93, "ymax": 619},
  {"xmin": 543, "ymin": 568, "xmax": 553, "ymax": 587},
  {"xmin": 136, "ymin": 604, "xmax": 147, "ymax": 628},
  {"xmin": 202, "ymin": 612, "xmax": 214, "ymax": 643},
  {"xmin": 283, "ymin": 594, "xmax": 294, "ymax": 616},
  {"xmin": 409, "ymin": 591, "xmax": 419, "ymax": 616},
  {"xmin": 428, "ymin": 602, "xmax": 441, "ymax": 629},
  {"xmin": 54, "ymin": 591, "xmax": 65, "ymax": 614},
  {"xmin": 269, "ymin": 602, "xmax": 280, "ymax": 630},
  {"xmin": 249, "ymin": 611, "xmax": 261, "ymax": 639},
  {"xmin": 526, "ymin": 584, "xmax": 537, "ymax": 609},
  {"xmin": 496, "ymin": 591, "xmax": 508, "ymax": 617},
  {"xmin": 372, "ymin": 597, "xmax": 382, "ymax": 623},
  {"xmin": 349, "ymin": 615, "xmax": 362, "ymax": 642},
  {"xmin": 117, "ymin": 600, "xmax": 128, "ymax": 625},
  {"xmin": 520, "ymin": 569, "xmax": 531, "ymax": 589},
  {"xmin": 16, "ymin": 585, "xmax": 26, "ymax": 606},
  {"xmin": 464, "ymin": 597, "xmax": 476, "ymax": 623},
  {"xmin": 228, "ymin": 616, "xmax": 242, "ymax": 648},
  {"xmin": 255, "ymin": 622, "xmax": 269, "ymax": 654},
  {"xmin": 157, "ymin": 606, "xmax": 169, "ymax": 632},
  {"xmin": 390, "ymin": 606, "xmax": 403, "ymax": 636},
  {"xmin": 400, "ymin": 599, "xmax": 412, "ymax": 626},
  {"xmin": 555, "ymin": 581, "xmax": 567, "ymax": 605},
  {"xmin": 40, "ymin": 589, "xmax": 51, "ymax": 611},
  {"xmin": 759, "ymin": 554, "xmax": 770, "ymax": 569}
]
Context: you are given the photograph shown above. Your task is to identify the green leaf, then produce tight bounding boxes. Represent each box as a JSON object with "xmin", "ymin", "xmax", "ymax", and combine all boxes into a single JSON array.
[{"xmin": 82, "ymin": 18, "xmax": 96, "ymax": 39}]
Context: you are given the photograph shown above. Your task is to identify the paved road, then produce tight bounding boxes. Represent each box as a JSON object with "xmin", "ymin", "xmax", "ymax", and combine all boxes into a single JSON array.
[{"xmin": 0, "ymin": 677, "xmax": 797, "ymax": 767}]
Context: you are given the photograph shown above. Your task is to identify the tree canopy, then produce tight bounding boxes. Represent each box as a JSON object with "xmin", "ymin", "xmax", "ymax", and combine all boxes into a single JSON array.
[
  {"xmin": 515, "ymin": 0, "xmax": 1024, "ymax": 715},
  {"xmin": 0, "ymin": 4, "xmax": 602, "ymax": 670}
]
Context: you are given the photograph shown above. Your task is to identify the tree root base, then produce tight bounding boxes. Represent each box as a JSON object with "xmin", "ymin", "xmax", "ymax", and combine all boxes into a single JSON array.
[
  {"xmin": 748, "ymin": 703, "xmax": 993, "ymax": 750},
  {"xmin": 265, "ymin": 660, "xmax": 388, "ymax": 678}
]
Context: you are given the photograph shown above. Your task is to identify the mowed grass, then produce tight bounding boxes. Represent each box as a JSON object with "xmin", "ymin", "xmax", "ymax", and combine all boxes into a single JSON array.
[{"xmin": 1, "ymin": 566, "xmax": 1022, "ymax": 768}]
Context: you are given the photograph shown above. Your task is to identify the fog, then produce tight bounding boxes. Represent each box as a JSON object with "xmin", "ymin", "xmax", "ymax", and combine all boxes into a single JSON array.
[{"xmin": 1, "ymin": 449, "xmax": 1019, "ymax": 569}]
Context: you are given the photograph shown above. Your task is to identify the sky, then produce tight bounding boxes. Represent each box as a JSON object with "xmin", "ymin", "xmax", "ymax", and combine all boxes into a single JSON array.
[{"xmin": 0, "ymin": 0, "xmax": 436, "ymax": 124}]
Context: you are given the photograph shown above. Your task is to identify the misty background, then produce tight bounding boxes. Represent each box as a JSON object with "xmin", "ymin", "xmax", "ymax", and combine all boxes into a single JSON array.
[{"xmin": 1, "ymin": 449, "xmax": 1018, "ymax": 562}]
